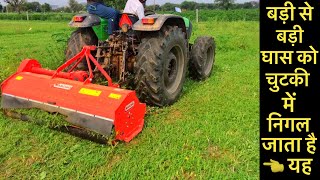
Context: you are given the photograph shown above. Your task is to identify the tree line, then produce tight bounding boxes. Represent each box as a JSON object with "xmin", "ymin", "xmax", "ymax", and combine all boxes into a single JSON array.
[{"xmin": 0, "ymin": 0, "xmax": 259, "ymax": 13}]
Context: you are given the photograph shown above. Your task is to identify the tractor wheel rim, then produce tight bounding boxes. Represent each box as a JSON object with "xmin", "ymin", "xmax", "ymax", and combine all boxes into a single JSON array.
[
  {"xmin": 164, "ymin": 45, "xmax": 184, "ymax": 94},
  {"xmin": 204, "ymin": 46, "xmax": 214, "ymax": 75}
]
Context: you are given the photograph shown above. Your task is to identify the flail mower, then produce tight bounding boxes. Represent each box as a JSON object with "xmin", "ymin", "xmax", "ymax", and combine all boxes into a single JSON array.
[{"xmin": 0, "ymin": 9, "xmax": 216, "ymax": 143}]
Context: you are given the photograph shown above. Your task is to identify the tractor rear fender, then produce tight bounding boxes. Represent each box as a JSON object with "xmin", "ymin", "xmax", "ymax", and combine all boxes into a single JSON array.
[
  {"xmin": 68, "ymin": 13, "xmax": 109, "ymax": 41},
  {"xmin": 69, "ymin": 13, "xmax": 102, "ymax": 28},
  {"xmin": 132, "ymin": 14, "xmax": 189, "ymax": 39}
]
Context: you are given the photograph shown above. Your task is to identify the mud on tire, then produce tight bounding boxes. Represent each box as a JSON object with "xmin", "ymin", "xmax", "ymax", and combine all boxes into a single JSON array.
[
  {"xmin": 134, "ymin": 26, "xmax": 188, "ymax": 107},
  {"xmin": 65, "ymin": 27, "xmax": 98, "ymax": 70},
  {"xmin": 189, "ymin": 36, "xmax": 216, "ymax": 80}
]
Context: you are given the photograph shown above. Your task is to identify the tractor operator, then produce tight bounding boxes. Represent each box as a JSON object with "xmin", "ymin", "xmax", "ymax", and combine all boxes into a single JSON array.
[
  {"xmin": 86, "ymin": 0, "xmax": 120, "ymax": 36},
  {"xmin": 123, "ymin": 0, "xmax": 147, "ymax": 20}
]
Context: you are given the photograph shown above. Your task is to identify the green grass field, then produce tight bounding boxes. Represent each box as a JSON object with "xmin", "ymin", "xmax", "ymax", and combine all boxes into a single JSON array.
[{"xmin": 0, "ymin": 19, "xmax": 259, "ymax": 179}]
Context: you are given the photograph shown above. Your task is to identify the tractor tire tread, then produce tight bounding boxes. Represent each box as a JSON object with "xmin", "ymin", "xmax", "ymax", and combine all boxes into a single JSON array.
[
  {"xmin": 189, "ymin": 36, "xmax": 216, "ymax": 81},
  {"xmin": 134, "ymin": 26, "xmax": 188, "ymax": 107}
]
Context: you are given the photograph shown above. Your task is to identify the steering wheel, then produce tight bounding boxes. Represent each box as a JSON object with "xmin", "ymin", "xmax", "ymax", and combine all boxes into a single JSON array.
[{"xmin": 144, "ymin": 9, "xmax": 156, "ymax": 16}]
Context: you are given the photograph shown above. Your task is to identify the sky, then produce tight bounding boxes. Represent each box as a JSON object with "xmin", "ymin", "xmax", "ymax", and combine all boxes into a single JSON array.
[{"xmin": 0, "ymin": 0, "xmax": 253, "ymax": 7}]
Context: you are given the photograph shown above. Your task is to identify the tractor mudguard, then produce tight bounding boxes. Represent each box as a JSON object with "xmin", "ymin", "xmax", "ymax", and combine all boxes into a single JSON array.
[
  {"xmin": 132, "ymin": 14, "xmax": 188, "ymax": 38},
  {"xmin": 69, "ymin": 13, "xmax": 102, "ymax": 27},
  {"xmin": 69, "ymin": 13, "xmax": 109, "ymax": 41},
  {"xmin": 182, "ymin": 17, "xmax": 192, "ymax": 40}
]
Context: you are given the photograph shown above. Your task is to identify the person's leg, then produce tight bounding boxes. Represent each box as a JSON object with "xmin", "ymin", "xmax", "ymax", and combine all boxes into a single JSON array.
[
  {"xmin": 114, "ymin": 10, "xmax": 120, "ymax": 31},
  {"xmin": 107, "ymin": 10, "xmax": 120, "ymax": 35},
  {"xmin": 87, "ymin": 3, "xmax": 119, "ymax": 35},
  {"xmin": 96, "ymin": 4, "xmax": 119, "ymax": 35}
]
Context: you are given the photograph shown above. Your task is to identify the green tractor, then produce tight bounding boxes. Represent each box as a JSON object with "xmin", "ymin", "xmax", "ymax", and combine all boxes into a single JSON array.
[{"xmin": 66, "ymin": 9, "xmax": 216, "ymax": 107}]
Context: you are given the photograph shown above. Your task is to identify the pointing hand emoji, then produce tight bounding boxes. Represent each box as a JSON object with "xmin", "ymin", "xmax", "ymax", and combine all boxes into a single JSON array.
[{"xmin": 263, "ymin": 159, "xmax": 284, "ymax": 173}]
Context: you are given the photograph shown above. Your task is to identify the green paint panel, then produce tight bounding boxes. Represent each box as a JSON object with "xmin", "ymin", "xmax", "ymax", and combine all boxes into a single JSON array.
[
  {"xmin": 182, "ymin": 17, "xmax": 190, "ymax": 28},
  {"xmin": 92, "ymin": 17, "xmax": 109, "ymax": 41}
]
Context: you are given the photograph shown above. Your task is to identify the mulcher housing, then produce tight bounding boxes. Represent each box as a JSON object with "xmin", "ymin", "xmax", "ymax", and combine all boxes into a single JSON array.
[{"xmin": 1, "ymin": 46, "xmax": 146, "ymax": 142}]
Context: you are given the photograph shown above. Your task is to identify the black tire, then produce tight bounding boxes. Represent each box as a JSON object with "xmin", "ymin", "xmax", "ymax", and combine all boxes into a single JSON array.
[
  {"xmin": 134, "ymin": 26, "xmax": 188, "ymax": 107},
  {"xmin": 65, "ymin": 27, "xmax": 98, "ymax": 70},
  {"xmin": 189, "ymin": 36, "xmax": 216, "ymax": 80}
]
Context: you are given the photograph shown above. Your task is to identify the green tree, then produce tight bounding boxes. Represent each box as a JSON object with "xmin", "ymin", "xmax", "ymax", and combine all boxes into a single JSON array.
[
  {"xmin": 145, "ymin": 4, "xmax": 161, "ymax": 11},
  {"xmin": 69, "ymin": 0, "xmax": 84, "ymax": 13},
  {"xmin": 161, "ymin": 3, "xmax": 179, "ymax": 11},
  {"xmin": 214, "ymin": 0, "xmax": 235, "ymax": 10},
  {"xmin": 0, "ymin": 3, "xmax": 3, "ymax": 12},
  {"xmin": 41, "ymin": 3, "xmax": 52, "ymax": 12},
  {"xmin": 4, "ymin": 0, "xmax": 26, "ymax": 13},
  {"xmin": 23, "ymin": 1, "xmax": 41, "ymax": 12},
  {"xmin": 243, "ymin": 2, "xmax": 254, "ymax": 9},
  {"xmin": 102, "ymin": 0, "xmax": 126, "ymax": 10},
  {"xmin": 181, "ymin": 1, "xmax": 197, "ymax": 10}
]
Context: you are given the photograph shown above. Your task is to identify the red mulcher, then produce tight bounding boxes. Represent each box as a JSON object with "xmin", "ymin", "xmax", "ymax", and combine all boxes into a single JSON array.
[{"xmin": 0, "ymin": 46, "xmax": 146, "ymax": 143}]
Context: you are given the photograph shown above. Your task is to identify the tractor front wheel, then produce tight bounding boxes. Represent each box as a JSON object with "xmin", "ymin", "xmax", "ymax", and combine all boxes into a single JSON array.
[
  {"xmin": 65, "ymin": 27, "xmax": 98, "ymax": 70},
  {"xmin": 134, "ymin": 26, "xmax": 188, "ymax": 107},
  {"xmin": 189, "ymin": 36, "xmax": 216, "ymax": 80}
]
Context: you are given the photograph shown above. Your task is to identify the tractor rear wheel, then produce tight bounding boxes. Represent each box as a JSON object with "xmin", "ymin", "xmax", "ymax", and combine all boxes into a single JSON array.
[
  {"xmin": 189, "ymin": 36, "xmax": 216, "ymax": 80},
  {"xmin": 65, "ymin": 27, "xmax": 98, "ymax": 70},
  {"xmin": 134, "ymin": 26, "xmax": 188, "ymax": 107}
]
